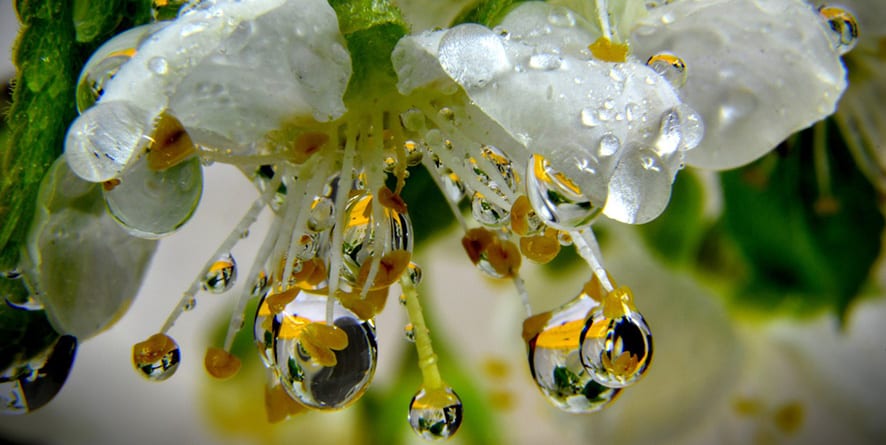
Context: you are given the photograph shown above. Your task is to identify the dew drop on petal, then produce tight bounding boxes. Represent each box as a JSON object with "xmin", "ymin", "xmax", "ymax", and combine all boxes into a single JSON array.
[
  {"xmin": 580, "ymin": 107, "xmax": 600, "ymax": 127},
  {"xmin": 547, "ymin": 6, "xmax": 576, "ymax": 28},
  {"xmin": 529, "ymin": 53, "xmax": 563, "ymax": 71},
  {"xmin": 408, "ymin": 386, "xmax": 464, "ymax": 440},
  {"xmin": 339, "ymin": 193, "xmax": 413, "ymax": 288},
  {"xmin": 202, "ymin": 253, "xmax": 237, "ymax": 293},
  {"xmin": 274, "ymin": 294, "xmax": 377, "ymax": 410},
  {"xmin": 580, "ymin": 287, "xmax": 653, "ymax": 388},
  {"xmin": 526, "ymin": 154, "xmax": 599, "ymax": 231},
  {"xmin": 0, "ymin": 335, "xmax": 77, "ymax": 414},
  {"xmin": 654, "ymin": 108, "xmax": 682, "ymax": 156},
  {"xmin": 524, "ymin": 291, "xmax": 620, "ymax": 413},
  {"xmin": 818, "ymin": 6, "xmax": 859, "ymax": 55},
  {"xmin": 439, "ymin": 24, "xmax": 511, "ymax": 89},
  {"xmin": 132, "ymin": 333, "xmax": 181, "ymax": 381},
  {"xmin": 103, "ymin": 155, "xmax": 203, "ymax": 239},
  {"xmin": 65, "ymin": 101, "xmax": 152, "ymax": 183},
  {"xmin": 646, "ymin": 53, "xmax": 687, "ymax": 88},
  {"xmin": 598, "ymin": 133, "xmax": 621, "ymax": 158}
]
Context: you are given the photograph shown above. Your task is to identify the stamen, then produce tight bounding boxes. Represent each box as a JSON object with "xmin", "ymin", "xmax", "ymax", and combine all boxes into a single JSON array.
[
  {"xmin": 572, "ymin": 229, "xmax": 614, "ymax": 291},
  {"xmin": 326, "ymin": 124, "xmax": 359, "ymax": 324}
]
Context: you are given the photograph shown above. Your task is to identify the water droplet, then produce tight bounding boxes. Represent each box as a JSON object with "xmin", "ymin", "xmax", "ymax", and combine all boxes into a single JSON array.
[
  {"xmin": 462, "ymin": 228, "xmax": 521, "ymax": 279},
  {"xmin": 624, "ymin": 103, "xmax": 641, "ymax": 122},
  {"xmin": 438, "ymin": 24, "xmax": 511, "ymax": 89},
  {"xmin": 598, "ymin": 133, "xmax": 621, "ymax": 158},
  {"xmin": 404, "ymin": 323, "xmax": 416, "ymax": 343},
  {"xmin": 597, "ymin": 106, "xmax": 616, "ymax": 122},
  {"xmin": 440, "ymin": 170, "xmax": 466, "ymax": 202},
  {"xmin": 5, "ymin": 294, "xmax": 45, "ymax": 311},
  {"xmin": 580, "ymin": 287, "xmax": 653, "ymax": 388},
  {"xmin": 408, "ymin": 386, "xmax": 464, "ymax": 440},
  {"xmin": 580, "ymin": 107, "xmax": 600, "ymax": 127},
  {"xmin": 308, "ymin": 197, "xmax": 335, "ymax": 232},
  {"xmin": 104, "ymin": 155, "xmax": 203, "ymax": 239},
  {"xmin": 526, "ymin": 155, "xmax": 599, "ymax": 231},
  {"xmin": 675, "ymin": 104, "xmax": 704, "ymax": 150},
  {"xmin": 818, "ymin": 6, "xmax": 858, "ymax": 55},
  {"xmin": 339, "ymin": 193, "xmax": 413, "ymax": 288},
  {"xmin": 717, "ymin": 89, "xmax": 758, "ymax": 129},
  {"xmin": 65, "ymin": 101, "xmax": 152, "ymax": 183},
  {"xmin": 547, "ymin": 6, "xmax": 576, "ymax": 27},
  {"xmin": 400, "ymin": 109, "xmax": 425, "ymax": 132},
  {"xmin": 528, "ymin": 53, "xmax": 563, "ymax": 71},
  {"xmin": 471, "ymin": 192, "xmax": 511, "ymax": 227},
  {"xmin": 273, "ymin": 294, "xmax": 377, "ymax": 409},
  {"xmin": 0, "ymin": 335, "xmax": 77, "ymax": 414},
  {"xmin": 646, "ymin": 53, "xmax": 687, "ymax": 88},
  {"xmin": 406, "ymin": 262, "xmax": 423, "ymax": 287},
  {"xmin": 147, "ymin": 56, "xmax": 168, "ymax": 75},
  {"xmin": 132, "ymin": 333, "xmax": 181, "ymax": 381},
  {"xmin": 654, "ymin": 108, "xmax": 682, "ymax": 156},
  {"xmin": 1, "ymin": 269, "xmax": 21, "ymax": 279},
  {"xmin": 203, "ymin": 253, "xmax": 237, "ymax": 293},
  {"xmin": 660, "ymin": 12, "xmax": 675, "ymax": 24},
  {"xmin": 524, "ymin": 290, "xmax": 620, "ymax": 413},
  {"xmin": 183, "ymin": 296, "xmax": 197, "ymax": 311}
]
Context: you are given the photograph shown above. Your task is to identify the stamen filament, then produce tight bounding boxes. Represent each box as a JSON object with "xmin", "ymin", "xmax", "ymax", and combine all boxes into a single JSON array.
[
  {"xmin": 595, "ymin": 0, "xmax": 613, "ymax": 41},
  {"xmin": 160, "ymin": 173, "xmax": 282, "ymax": 334},
  {"xmin": 326, "ymin": 123, "xmax": 359, "ymax": 324},
  {"xmin": 421, "ymin": 154, "xmax": 469, "ymax": 230},
  {"xmin": 572, "ymin": 229, "xmax": 614, "ymax": 292},
  {"xmin": 512, "ymin": 275, "xmax": 533, "ymax": 316},
  {"xmin": 400, "ymin": 276, "xmax": 444, "ymax": 390}
]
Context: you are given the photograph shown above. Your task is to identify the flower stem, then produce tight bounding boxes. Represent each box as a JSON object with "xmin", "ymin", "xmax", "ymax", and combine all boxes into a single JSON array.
[
  {"xmin": 572, "ymin": 229, "xmax": 614, "ymax": 292},
  {"xmin": 400, "ymin": 275, "xmax": 444, "ymax": 390}
]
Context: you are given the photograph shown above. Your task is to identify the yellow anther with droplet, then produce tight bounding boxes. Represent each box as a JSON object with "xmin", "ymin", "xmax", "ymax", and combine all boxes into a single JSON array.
[
  {"xmin": 377, "ymin": 186, "xmax": 408, "ymax": 214},
  {"xmin": 521, "ymin": 311, "xmax": 552, "ymax": 343},
  {"xmin": 288, "ymin": 257, "xmax": 327, "ymax": 289},
  {"xmin": 411, "ymin": 386, "xmax": 461, "ymax": 410},
  {"xmin": 589, "ymin": 37, "xmax": 629, "ymax": 63},
  {"xmin": 132, "ymin": 333, "xmax": 178, "ymax": 367},
  {"xmin": 292, "ymin": 131, "xmax": 329, "ymax": 164},
  {"xmin": 337, "ymin": 287, "xmax": 390, "ymax": 320},
  {"xmin": 357, "ymin": 249, "xmax": 412, "ymax": 290},
  {"xmin": 204, "ymin": 347, "xmax": 242, "ymax": 379},
  {"xmin": 603, "ymin": 286, "xmax": 636, "ymax": 319},
  {"xmin": 486, "ymin": 237, "xmax": 521, "ymax": 278},
  {"xmin": 520, "ymin": 228, "xmax": 561, "ymax": 264},
  {"xmin": 461, "ymin": 227, "xmax": 495, "ymax": 265},
  {"xmin": 582, "ymin": 272, "xmax": 616, "ymax": 303},
  {"xmin": 147, "ymin": 113, "xmax": 196, "ymax": 171},
  {"xmin": 647, "ymin": 53, "xmax": 685, "ymax": 72},
  {"xmin": 510, "ymin": 195, "xmax": 533, "ymax": 236},
  {"xmin": 265, "ymin": 382, "xmax": 308, "ymax": 423}
]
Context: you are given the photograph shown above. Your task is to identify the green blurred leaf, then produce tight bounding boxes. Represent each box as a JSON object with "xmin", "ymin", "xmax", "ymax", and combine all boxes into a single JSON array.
[
  {"xmin": 399, "ymin": 166, "xmax": 456, "ymax": 247},
  {"xmin": 639, "ymin": 170, "xmax": 706, "ymax": 267},
  {"xmin": 719, "ymin": 119, "xmax": 884, "ymax": 320},
  {"xmin": 0, "ymin": 277, "xmax": 60, "ymax": 372},
  {"xmin": 453, "ymin": 0, "xmax": 540, "ymax": 27},
  {"xmin": 73, "ymin": 0, "xmax": 123, "ymax": 43}
]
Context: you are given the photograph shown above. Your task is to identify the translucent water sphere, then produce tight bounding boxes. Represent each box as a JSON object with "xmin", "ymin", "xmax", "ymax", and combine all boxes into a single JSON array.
[
  {"xmin": 202, "ymin": 253, "xmax": 237, "ymax": 293},
  {"xmin": 818, "ymin": 6, "xmax": 859, "ymax": 55},
  {"xmin": 526, "ymin": 154, "xmax": 600, "ymax": 230},
  {"xmin": 272, "ymin": 294, "xmax": 377, "ymax": 410},
  {"xmin": 408, "ymin": 386, "xmax": 464, "ymax": 440},
  {"xmin": 132, "ymin": 333, "xmax": 181, "ymax": 381}
]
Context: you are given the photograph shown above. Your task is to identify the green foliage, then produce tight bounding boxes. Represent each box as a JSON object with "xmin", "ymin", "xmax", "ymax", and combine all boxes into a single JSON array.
[
  {"xmin": 719, "ymin": 120, "xmax": 883, "ymax": 320},
  {"xmin": 398, "ymin": 166, "xmax": 456, "ymax": 247},
  {"xmin": 639, "ymin": 170, "xmax": 706, "ymax": 267},
  {"xmin": 453, "ymin": 0, "xmax": 541, "ymax": 27}
]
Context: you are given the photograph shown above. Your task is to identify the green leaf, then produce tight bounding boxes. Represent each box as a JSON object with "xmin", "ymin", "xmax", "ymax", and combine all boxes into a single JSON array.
[
  {"xmin": 453, "ymin": 0, "xmax": 541, "ymax": 27},
  {"xmin": 638, "ymin": 170, "xmax": 706, "ymax": 267},
  {"xmin": 328, "ymin": 0, "xmax": 408, "ymax": 99},
  {"xmin": 719, "ymin": 119, "xmax": 884, "ymax": 320},
  {"xmin": 73, "ymin": 0, "xmax": 123, "ymax": 43}
]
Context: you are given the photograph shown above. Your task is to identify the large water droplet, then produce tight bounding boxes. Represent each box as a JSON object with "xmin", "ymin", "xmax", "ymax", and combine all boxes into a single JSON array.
[
  {"xmin": 646, "ymin": 53, "xmax": 687, "ymax": 88},
  {"xmin": 471, "ymin": 192, "xmax": 511, "ymax": 227},
  {"xmin": 202, "ymin": 253, "xmax": 237, "ymax": 293},
  {"xmin": 65, "ymin": 101, "xmax": 152, "ymax": 183},
  {"xmin": 308, "ymin": 196, "xmax": 335, "ymax": 232},
  {"xmin": 528, "ymin": 53, "xmax": 563, "ymax": 71},
  {"xmin": 547, "ymin": 6, "xmax": 576, "ymax": 28},
  {"xmin": 408, "ymin": 386, "xmax": 464, "ymax": 440},
  {"xmin": 132, "ymin": 333, "xmax": 181, "ymax": 381},
  {"xmin": 526, "ymin": 155, "xmax": 599, "ymax": 231},
  {"xmin": 104, "ymin": 155, "xmax": 203, "ymax": 239},
  {"xmin": 439, "ymin": 24, "xmax": 511, "ymax": 89},
  {"xmin": 339, "ymin": 192, "xmax": 413, "ymax": 288},
  {"xmin": 818, "ymin": 6, "xmax": 858, "ymax": 55},
  {"xmin": 524, "ymin": 291, "xmax": 620, "ymax": 413},
  {"xmin": 603, "ymin": 148, "xmax": 672, "ymax": 224},
  {"xmin": 274, "ymin": 294, "xmax": 377, "ymax": 410},
  {"xmin": 580, "ymin": 287, "xmax": 653, "ymax": 388},
  {"xmin": 0, "ymin": 335, "xmax": 77, "ymax": 414}
]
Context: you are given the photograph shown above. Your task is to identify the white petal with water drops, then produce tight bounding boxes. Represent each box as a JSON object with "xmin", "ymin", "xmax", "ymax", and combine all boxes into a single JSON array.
[{"xmin": 630, "ymin": 0, "xmax": 848, "ymax": 169}]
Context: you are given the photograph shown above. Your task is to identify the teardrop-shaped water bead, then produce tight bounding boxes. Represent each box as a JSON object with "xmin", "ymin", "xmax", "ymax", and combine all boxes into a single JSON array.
[
  {"xmin": 203, "ymin": 253, "xmax": 237, "ymax": 293},
  {"xmin": 0, "ymin": 335, "xmax": 77, "ymax": 414},
  {"xmin": 254, "ymin": 289, "xmax": 297, "ymax": 370},
  {"xmin": 132, "ymin": 333, "xmax": 181, "ymax": 381},
  {"xmin": 646, "ymin": 53, "xmax": 687, "ymax": 89},
  {"xmin": 339, "ymin": 193, "xmax": 413, "ymax": 288},
  {"xmin": 471, "ymin": 191, "xmax": 511, "ymax": 227},
  {"xmin": 818, "ymin": 6, "xmax": 859, "ymax": 55},
  {"xmin": 526, "ymin": 154, "xmax": 600, "ymax": 231},
  {"xmin": 274, "ymin": 294, "xmax": 377, "ymax": 410},
  {"xmin": 307, "ymin": 196, "xmax": 335, "ymax": 232},
  {"xmin": 524, "ymin": 290, "xmax": 620, "ymax": 412},
  {"xmin": 408, "ymin": 386, "xmax": 464, "ymax": 440},
  {"xmin": 76, "ymin": 24, "xmax": 165, "ymax": 112},
  {"xmin": 580, "ymin": 287, "xmax": 653, "ymax": 388},
  {"xmin": 104, "ymin": 155, "xmax": 203, "ymax": 239}
]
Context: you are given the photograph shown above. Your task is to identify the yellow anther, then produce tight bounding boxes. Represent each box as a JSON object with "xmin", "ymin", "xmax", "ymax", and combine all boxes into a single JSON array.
[
  {"xmin": 521, "ymin": 311, "xmax": 552, "ymax": 343},
  {"xmin": 603, "ymin": 286, "xmax": 636, "ymax": 320},
  {"xmin": 510, "ymin": 195, "xmax": 533, "ymax": 236},
  {"xmin": 582, "ymin": 272, "xmax": 616, "ymax": 303},
  {"xmin": 733, "ymin": 397, "xmax": 763, "ymax": 417},
  {"xmin": 204, "ymin": 347, "xmax": 242, "ymax": 380},
  {"xmin": 102, "ymin": 178, "xmax": 121, "ymax": 191},
  {"xmin": 292, "ymin": 131, "xmax": 329, "ymax": 164},
  {"xmin": 489, "ymin": 390, "xmax": 515, "ymax": 411},
  {"xmin": 377, "ymin": 186, "xmax": 408, "ymax": 214},
  {"xmin": 265, "ymin": 288, "xmax": 299, "ymax": 314},
  {"xmin": 132, "ymin": 333, "xmax": 178, "ymax": 367},
  {"xmin": 773, "ymin": 402, "xmax": 805, "ymax": 435},
  {"xmin": 519, "ymin": 229, "xmax": 561, "ymax": 264},
  {"xmin": 410, "ymin": 386, "xmax": 461, "ymax": 410},
  {"xmin": 147, "ymin": 112, "xmax": 196, "ymax": 171},
  {"xmin": 461, "ymin": 228, "xmax": 495, "ymax": 265},
  {"xmin": 265, "ymin": 383, "xmax": 308, "ymax": 423},
  {"xmin": 589, "ymin": 37, "xmax": 629, "ymax": 63},
  {"xmin": 486, "ymin": 238, "xmax": 521, "ymax": 278},
  {"xmin": 357, "ymin": 249, "xmax": 412, "ymax": 290},
  {"xmin": 337, "ymin": 287, "xmax": 391, "ymax": 320}
]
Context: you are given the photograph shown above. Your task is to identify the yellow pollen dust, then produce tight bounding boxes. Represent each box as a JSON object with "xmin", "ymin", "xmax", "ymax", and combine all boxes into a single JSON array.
[
  {"xmin": 603, "ymin": 286, "xmax": 636, "ymax": 319},
  {"xmin": 147, "ymin": 113, "xmax": 196, "ymax": 171},
  {"xmin": 279, "ymin": 317, "xmax": 349, "ymax": 367},
  {"xmin": 337, "ymin": 287, "xmax": 390, "ymax": 320},
  {"xmin": 357, "ymin": 249, "xmax": 412, "ymax": 290},
  {"xmin": 519, "ymin": 228, "xmax": 561, "ymax": 264},
  {"xmin": 132, "ymin": 333, "xmax": 177, "ymax": 365},
  {"xmin": 292, "ymin": 132, "xmax": 329, "ymax": 164},
  {"xmin": 589, "ymin": 37, "xmax": 629, "ymax": 63},
  {"xmin": 204, "ymin": 347, "xmax": 242, "ymax": 379},
  {"xmin": 265, "ymin": 383, "xmax": 309, "ymax": 423}
]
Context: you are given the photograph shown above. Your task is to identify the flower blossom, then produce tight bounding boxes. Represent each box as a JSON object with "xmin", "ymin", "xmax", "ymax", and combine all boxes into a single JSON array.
[{"xmin": 9, "ymin": 0, "xmax": 858, "ymax": 439}]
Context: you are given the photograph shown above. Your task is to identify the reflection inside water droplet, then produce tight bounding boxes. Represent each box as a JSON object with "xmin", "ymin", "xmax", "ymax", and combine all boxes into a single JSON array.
[
  {"xmin": 203, "ymin": 253, "xmax": 237, "ymax": 293},
  {"xmin": 408, "ymin": 386, "xmax": 464, "ymax": 440}
]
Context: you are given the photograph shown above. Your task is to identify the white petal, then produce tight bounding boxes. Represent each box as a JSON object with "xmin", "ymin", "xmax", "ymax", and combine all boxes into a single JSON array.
[
  {"xmin": 630, "ymin": 0, "xmax": 847, "ymax": 169},
  {"xmin": 392, "ymin": 30, "xmax": 454, "ymax": 95}
]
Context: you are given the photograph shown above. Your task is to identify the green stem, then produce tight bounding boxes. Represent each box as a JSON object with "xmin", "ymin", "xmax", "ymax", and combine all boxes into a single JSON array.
[{"xmin": 400, "ymin": 275, "xmax": 444, "ymax": 390}]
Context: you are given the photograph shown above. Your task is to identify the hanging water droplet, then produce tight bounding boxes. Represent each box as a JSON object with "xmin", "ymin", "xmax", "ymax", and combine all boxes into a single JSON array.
[
  {"xmin": 0, "ymin": 335, "xmax": 77, "ymax": 414},
  {"xmin": 580, "ymin": 286, "xmax": 653, "ymax": 388},
  {"xmin": 274, "ymin": 294, "xmax": 377, "ymax": 410},
  {"xmin": 75, "ymin": 24, "xmax": 163, "ymax": 113},
  {"xmin": 339, "ymin": 193, "xmax": 413, "ymax": 288},
  {"xmin": 103, "ymin": 153, "xmax": 203, "ymax": 239},
  {"xmin": 524, "ymin": 290, "xmax": 620, "ymax": 413},
  {"xmin": 400, "ymin": 109, "xmax": 426, "ymax": 132},
  {"xmin": 439, "ymin": 24, "xmax": 511, "ymax": 89},
  {"xmin": 818, "ymin": 6, "xmax": 858, "ymax": 55},
  {"xmin": 408, "ymin": 386, "xmax": 464, "ymax": 440},
  {"xmin": 183, "ymin": 296, "xmax": 197, "ymax": 311},
  {"xmin": 406, "ymin": 262, "xmax": 423, "ymax": 287},
  {"xmin": 404, "ymin": 323, "xmax": 416, "ymax": 343},
  {"xmin": 439, "ymin": 169, "xmax": 466, "ymax": 202},
  {"xmin": 526, "ymin": 155, "xmax": 599, "ymax": 231},
  {"xmin": 202, "ymin": 253, "xmax": 237, "ymax": 293},
  {"xmin": 2, "ymin": 269, "xmax": 21, "ymax": 279},
  {"xmin": 65, "ymin": 101, "xmax": 153, "ymax": 183},
  {"xmin": 132, "ymin": 333, "xmax": 181, "ymax": 381},
  {"xmin": 471, "ymin": 192, "xmax": 511, "ymax": 227},
  {"xmin": 654, "ymin": 108, "xmax": 682, "ymax": 156},
  {"xmin": 675, "ymin": 104, "xmax": 704, "ymax": 151},
  {"xmin": 307, "ymin": 197, "xmax": 335, "ymax": 232},
  {"xmin": 646, "ymin": 53, "xmax": 687, "ymax": 88}
]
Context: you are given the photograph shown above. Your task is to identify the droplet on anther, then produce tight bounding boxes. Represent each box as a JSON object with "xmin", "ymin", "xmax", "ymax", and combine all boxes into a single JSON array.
[
  {"xmin": 132, "ymin": 333, "xmax": 181, "ymax": 381},
  {"xmin": 408, "ymin": 386, "xmax": 464, "ymax": 440},
  {"xmin": 204, "ymin": 347, "xmax": 241, "ymax": 379}
]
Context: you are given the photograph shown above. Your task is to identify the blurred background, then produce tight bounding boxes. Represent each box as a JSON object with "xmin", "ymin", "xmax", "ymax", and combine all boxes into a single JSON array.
[{"xmin": 1, "ymin": 1, "xmax": 885, "ymax": 444}]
